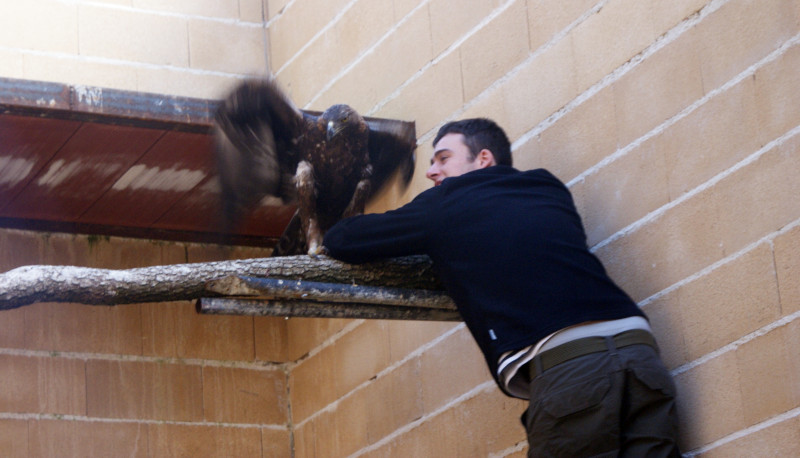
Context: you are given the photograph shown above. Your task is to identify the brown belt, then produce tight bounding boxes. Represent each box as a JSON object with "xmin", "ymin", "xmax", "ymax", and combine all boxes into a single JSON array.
[{"xmin": 529, "ymin": 329, "xmax": 658, "ymax": 378}]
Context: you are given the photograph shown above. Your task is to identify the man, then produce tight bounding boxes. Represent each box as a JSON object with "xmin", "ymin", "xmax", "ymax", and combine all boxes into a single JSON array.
[{"xmin": 323, "ymin": 118, "xmax": 680, "ymax": 457}]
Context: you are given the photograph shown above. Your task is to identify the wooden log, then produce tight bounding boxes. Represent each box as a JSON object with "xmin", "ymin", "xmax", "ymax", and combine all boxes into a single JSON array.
[
  {"xmin": 0, "ymin": 255, "xmax": 443, "ymax": 310},
  {"xmin": 205, "ymin": 276, "xmax": 456, "ymax": 309},
  {"xmin": 197, "ymin": 297, "xmax": 462, "ymax": 321}
]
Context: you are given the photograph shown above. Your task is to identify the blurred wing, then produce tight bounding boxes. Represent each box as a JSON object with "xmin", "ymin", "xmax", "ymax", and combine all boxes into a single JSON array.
[
  {"xmin": 270, "ymin": 210, "xmax": 306, "ymax": 257},
  {"xmin": 365, "ymin": 118, "xmax": 417, "ymax": 197},
  {"xmin": 213, "ymin": 79, "xmax": 304, "ymax": 226}
]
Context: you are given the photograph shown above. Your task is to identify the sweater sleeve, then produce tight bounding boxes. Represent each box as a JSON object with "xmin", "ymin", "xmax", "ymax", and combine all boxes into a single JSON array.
[{"xmin": 323, "ymin": 189, "xmax": 437, "ymax": 264}]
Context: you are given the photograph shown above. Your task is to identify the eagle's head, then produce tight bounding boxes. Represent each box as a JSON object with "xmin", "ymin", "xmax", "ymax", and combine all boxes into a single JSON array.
[{"xmin": 322, "ymin": 104, "xmax": 365, "ymax": 141}]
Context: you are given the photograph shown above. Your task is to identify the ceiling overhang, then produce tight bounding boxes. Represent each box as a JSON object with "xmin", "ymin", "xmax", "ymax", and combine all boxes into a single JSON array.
[{"xmin": 0, "ymin": 77, "xmax": 295, "ymax": 248}]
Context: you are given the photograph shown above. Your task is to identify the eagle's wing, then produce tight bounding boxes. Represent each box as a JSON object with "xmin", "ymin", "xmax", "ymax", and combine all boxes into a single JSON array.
[
  {"xmin": 213, "ymin": 79, "xmax": 305, "ymax": 227},
  {"xmin": 364, "ymin": 118, "xmax": 417, "ymax": 197}
]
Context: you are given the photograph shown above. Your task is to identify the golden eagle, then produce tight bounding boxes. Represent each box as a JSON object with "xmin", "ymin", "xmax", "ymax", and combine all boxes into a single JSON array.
[{"xmin": 213, "ymin": 78, "xmax": 416, "ymax": 256}]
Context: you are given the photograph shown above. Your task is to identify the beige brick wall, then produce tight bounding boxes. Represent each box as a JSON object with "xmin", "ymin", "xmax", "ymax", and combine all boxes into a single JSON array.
[
  {"xmin": 0, "ymin": 0, "xmax": 269, "ymax": 99},
  {"xmin": 0, "ymin": 230, "xmax": 288, "ymax": 456},
  {"xmin": 270, "ymin": 0, "xmax": 800, "ymax": 455},
  {"xmin": 2, "ymin": 0, "xmax": 800, "ymax": 456}
]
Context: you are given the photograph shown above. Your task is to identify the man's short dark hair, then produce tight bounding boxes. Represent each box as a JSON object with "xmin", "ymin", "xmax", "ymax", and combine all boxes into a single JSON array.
[{"xmin": 433, "ymin": 118, "xmax": 512, "ymax": 166}]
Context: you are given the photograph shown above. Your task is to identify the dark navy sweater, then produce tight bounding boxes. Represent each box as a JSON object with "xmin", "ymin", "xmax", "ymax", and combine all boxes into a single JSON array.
[{"xmin": 323, "ymin": 166, "xmax": 645, "ymax": 392}]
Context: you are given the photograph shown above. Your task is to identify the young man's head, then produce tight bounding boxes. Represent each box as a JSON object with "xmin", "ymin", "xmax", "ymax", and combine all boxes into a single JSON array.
[{"xmin": 426, "ymin": 118, "xmax": 512, "ymax": 186}]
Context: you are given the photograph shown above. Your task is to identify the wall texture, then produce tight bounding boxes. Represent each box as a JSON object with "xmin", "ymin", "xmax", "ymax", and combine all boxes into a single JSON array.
[{"xmin": 1, "ymin": 0, "xmax": 799, "ymax": 456}]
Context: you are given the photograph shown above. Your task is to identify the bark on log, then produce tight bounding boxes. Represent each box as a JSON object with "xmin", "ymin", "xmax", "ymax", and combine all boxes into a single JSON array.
[{"xmin": 0, "ymin": 255, "xmax": 443, "ymax": 310}]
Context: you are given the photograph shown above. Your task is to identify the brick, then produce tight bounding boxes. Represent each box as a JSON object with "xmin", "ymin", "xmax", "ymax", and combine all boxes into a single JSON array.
[
  {"xmin": 135, "ymin": 0, "xmax": 240, "ymax": 18},
  {"xmin": 612, "ymin": 29, "xmax": 704, "ymax": 148},
  {"xmin": 522, "ymin": 85, "xmax": 618, "ymax": 182},
  {"xmin": 581, "ymin": 134, "xmax": 670, "ymax": 246},
  {"xmin": 640, "ymin": 290, "xmax": 688, "ymax": 370},
  {"xmin": 37, "ymin": 356, "xmax": 87, "ymax": 416},
  {"xmin": 289, "ymin": 343, "xmax": 337, "ymax": 422},
  {"xmin": 365, "ymin": 357, "xmax": 424, "ymax": 443},
  {"xmin": 387, "ymin": 320, "xmax": 457, "ymax": 362},
  {"xmin": 678, "ymin": 243, "xmax": 780, "ymax": 360},
  {"xmin": 660, "ymin": 77, "xmax": 760, "ymax": 199},
  {"xmin": 189, "ymin": 20, "xmax": 268, "ymax": 74},
  {"xmin": 277, "ymin": 27, "xmax": 349, "ymax": 108},
  {"xmin": 650, "ymin": 0, "xmax": 707, "ymax": 36},
  {"xmin": 697, "ymin": 415, "xmax": 800, "ymax": 458},
  {"xmin": 419, "ymin": 327, "xmax": 491, "ymax": 414},
  {"xmin": 572, "ymin": 0, "xmax": 657, "ymax": 92},
  {"xmin": 456, "ymin": 388, "xmax": 528, "ymax": 456},
  {"xmin": 240, "ymin": 0, "xmax": 266, "ymax": 22},
  {"xmin": 29, "ymin": 419, "xmax": 147, "ymax": 457},
  {"xmin": 334, "ymin": 321, "xmax": 392, "ymax": 397},
  {"xmin": 0, "ymin": 48, "xmax": 24, "ymax": 78},
  {"xmin": 0, "ymin": 354, "xmax": 39, "ymax": 412},
  {"xmin": 266, "ymin": 0, "xmax": 291, "ymax": 20},
  {"xmin": 0, "ymin": 230, "xmax": 45, "ymax": 272},
  {"xmin": 673, "ymin": 351, "xmax": 745, "ymax": 450},
  {"xmin": 24, "ymin": 302, "xmax": 143, "ymax": 355},
  {"xmin": 135, "ymin": 66, "xmax": 239, "ymax": 99},
  {"xmin": 387, "ymin": 407, "xmax": 461, "ymax": 456},
  {"xmin": 23, "ymin": 53, "xmax": 139, "ymax": 93},
  {"xmin": 78, "ymin": 5, "xmax": 189, "ymax": 66},
  {"xmin": 314, "ymin": 6, "xmax": 433, "ymax": 113},
  {"xmin": 695, "ymin": 0, "xmax": 799, "ymax": 92},
  {"xmin": 90, "ymin": 235, "xmax": 164, "ymax": 269},
  {"xmin": 774, "ymin": 225, "xmax": 800, "ymax": 314},
  {"xmin": 86, "ymin": 359, "xmax": 204, "ymax": 421},
  {"xmin": 460, "ymin": 0, "xmax": 530, "ymax": 101},
  {"xmin": 202, "ymin": 365, "xmax": 288, "ymax": 424},
  {"xmin": 506, "ymin": 36, "xmax": 580, "ymax": 141},
  {"xmin": 267, "ymin": 0, "xmax": 351, "ymax": 71},
  {"xmin": 375, "ymin": 51, "xmax": 464, "ymax": 135},
  {"xmin": 711, "ymin": 133, "xmax": 800, "ymax": 254},
  {"xmin": 262, "ymin": 427, "xmax": 293, "ymax": 458},
  {"xmin": 40, "ymin": 233, "xmax": 94, "ymax": 267},
  {"xmin": 527, "ymin": 0, "xmax": 596, "ymax": 51},
  {"xmin": 292, "ymin": 420, "xmax": 315, "ymax": 458},
  {"xmin": 141, "ymin": 300, "xmax": 255, "ymax": 361},
  {"xmin": 754, "ymin": 42, "xmax": 800, "ymax": 144},
  {"xmin": 0, "ymin": 1, "xmax": 78, "ymax": 54},
  {"xmin": 148, "ymin": 423, "xmax": 263, "ymax": 456},
  {"xmin": 255, "ymin": 316, "xmax": 292, "ymax": 362},
  {"xmin": 735, "ymin": 325, "xmax": 799, "ymax": 426},
  {"xmin": 428, "ymin": 0, "xmax": 496, "ymax": 56},
  {"xmin": 594, "ymin": 188, "xmax": 726, "ymax": 302},
  {"xmin": 286, "ymin": 317, "xmax": 351, "ymax": 362},
  {"xmin": 313, "ymin": 394, "xmax": 370, "ymax": 457},
  {"xmin": 0, "ymin": 303, "xmax": 24, "ymax": 348},
  {"xmin": 0, "ymin": 419, "xmax": 28, "ymax": 457}
]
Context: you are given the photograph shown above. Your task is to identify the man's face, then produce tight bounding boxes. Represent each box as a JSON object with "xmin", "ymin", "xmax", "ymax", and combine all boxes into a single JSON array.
[{"xmin": 426, "ymin": 133, "xmax": 480, "ymax": 186}]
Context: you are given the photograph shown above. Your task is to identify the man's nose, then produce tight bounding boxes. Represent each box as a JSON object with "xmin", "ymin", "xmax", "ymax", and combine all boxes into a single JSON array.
[{"xmin": 426, "ymin": 163, "xmax": 439, "ymax": 181}]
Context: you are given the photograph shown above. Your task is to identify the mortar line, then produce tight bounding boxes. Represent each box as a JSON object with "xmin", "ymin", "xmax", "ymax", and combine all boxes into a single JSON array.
[
  {"xmin": 293, "ymin": 322, "xmax": 466, "ymax": 430},
  {"xmin": 671, "ymin": 309, "xmax": 800, "ymax": 378},
  {"xmin": 0, "ymin": 411, "xmax": 290, "ymax": 430},
  {"xmin": 639, "ymin": 216, "xmax": 800, "ymax": 310},
  {"xmin": 302, "ymin": 0, "xmax": 433, "ymax": 109},
  {"xmin": 0, "ymin": 346, "xmax": 287, "ymax": 371},
  {"xmin": 273, "ymin": 0, "xmax": 362, "ymax": 77},
  {"xmin": 348, "ymin": 379, "xmax": 497, "ymax": 457},
  {"xmin": 569, "ymin": 27, "xmax": 800, "ymax": 194},
  {"xmin": 57, "ymin": 0, "xmax": 266, "ymax": 26},
  {"xmin": 365, "ymin": 0, "xmax": 520, "ymax": 117},
  {"xmin": 684, "ymin": 406, "xmax": 800, "ymax": 457},
  {"xmin": 591, "ymin": 103, "xmax": 800, "ymax": 255}
]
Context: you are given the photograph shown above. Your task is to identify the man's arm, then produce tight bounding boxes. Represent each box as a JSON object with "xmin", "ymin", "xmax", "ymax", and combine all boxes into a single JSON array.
[{"xmin": 323, "ymin": 190, "xmax": 436, "ymax": 264}]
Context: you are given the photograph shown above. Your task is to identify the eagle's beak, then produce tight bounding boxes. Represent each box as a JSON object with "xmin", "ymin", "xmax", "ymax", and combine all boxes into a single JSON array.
[{"xmin": 327, "ymin": 121, "xmax": 337, "ymax": 141}]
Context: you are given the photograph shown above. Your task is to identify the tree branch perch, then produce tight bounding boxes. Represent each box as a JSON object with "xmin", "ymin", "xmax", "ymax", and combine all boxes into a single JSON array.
[{"xmin": 0, "ymin": 255, "xmax": 446, "ymax": 313}]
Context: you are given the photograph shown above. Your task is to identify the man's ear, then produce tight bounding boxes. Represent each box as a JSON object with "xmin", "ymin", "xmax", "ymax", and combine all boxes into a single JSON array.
[{"xmin": 476, "ymin": 149, "xmax": 497, "ymax": 168}]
